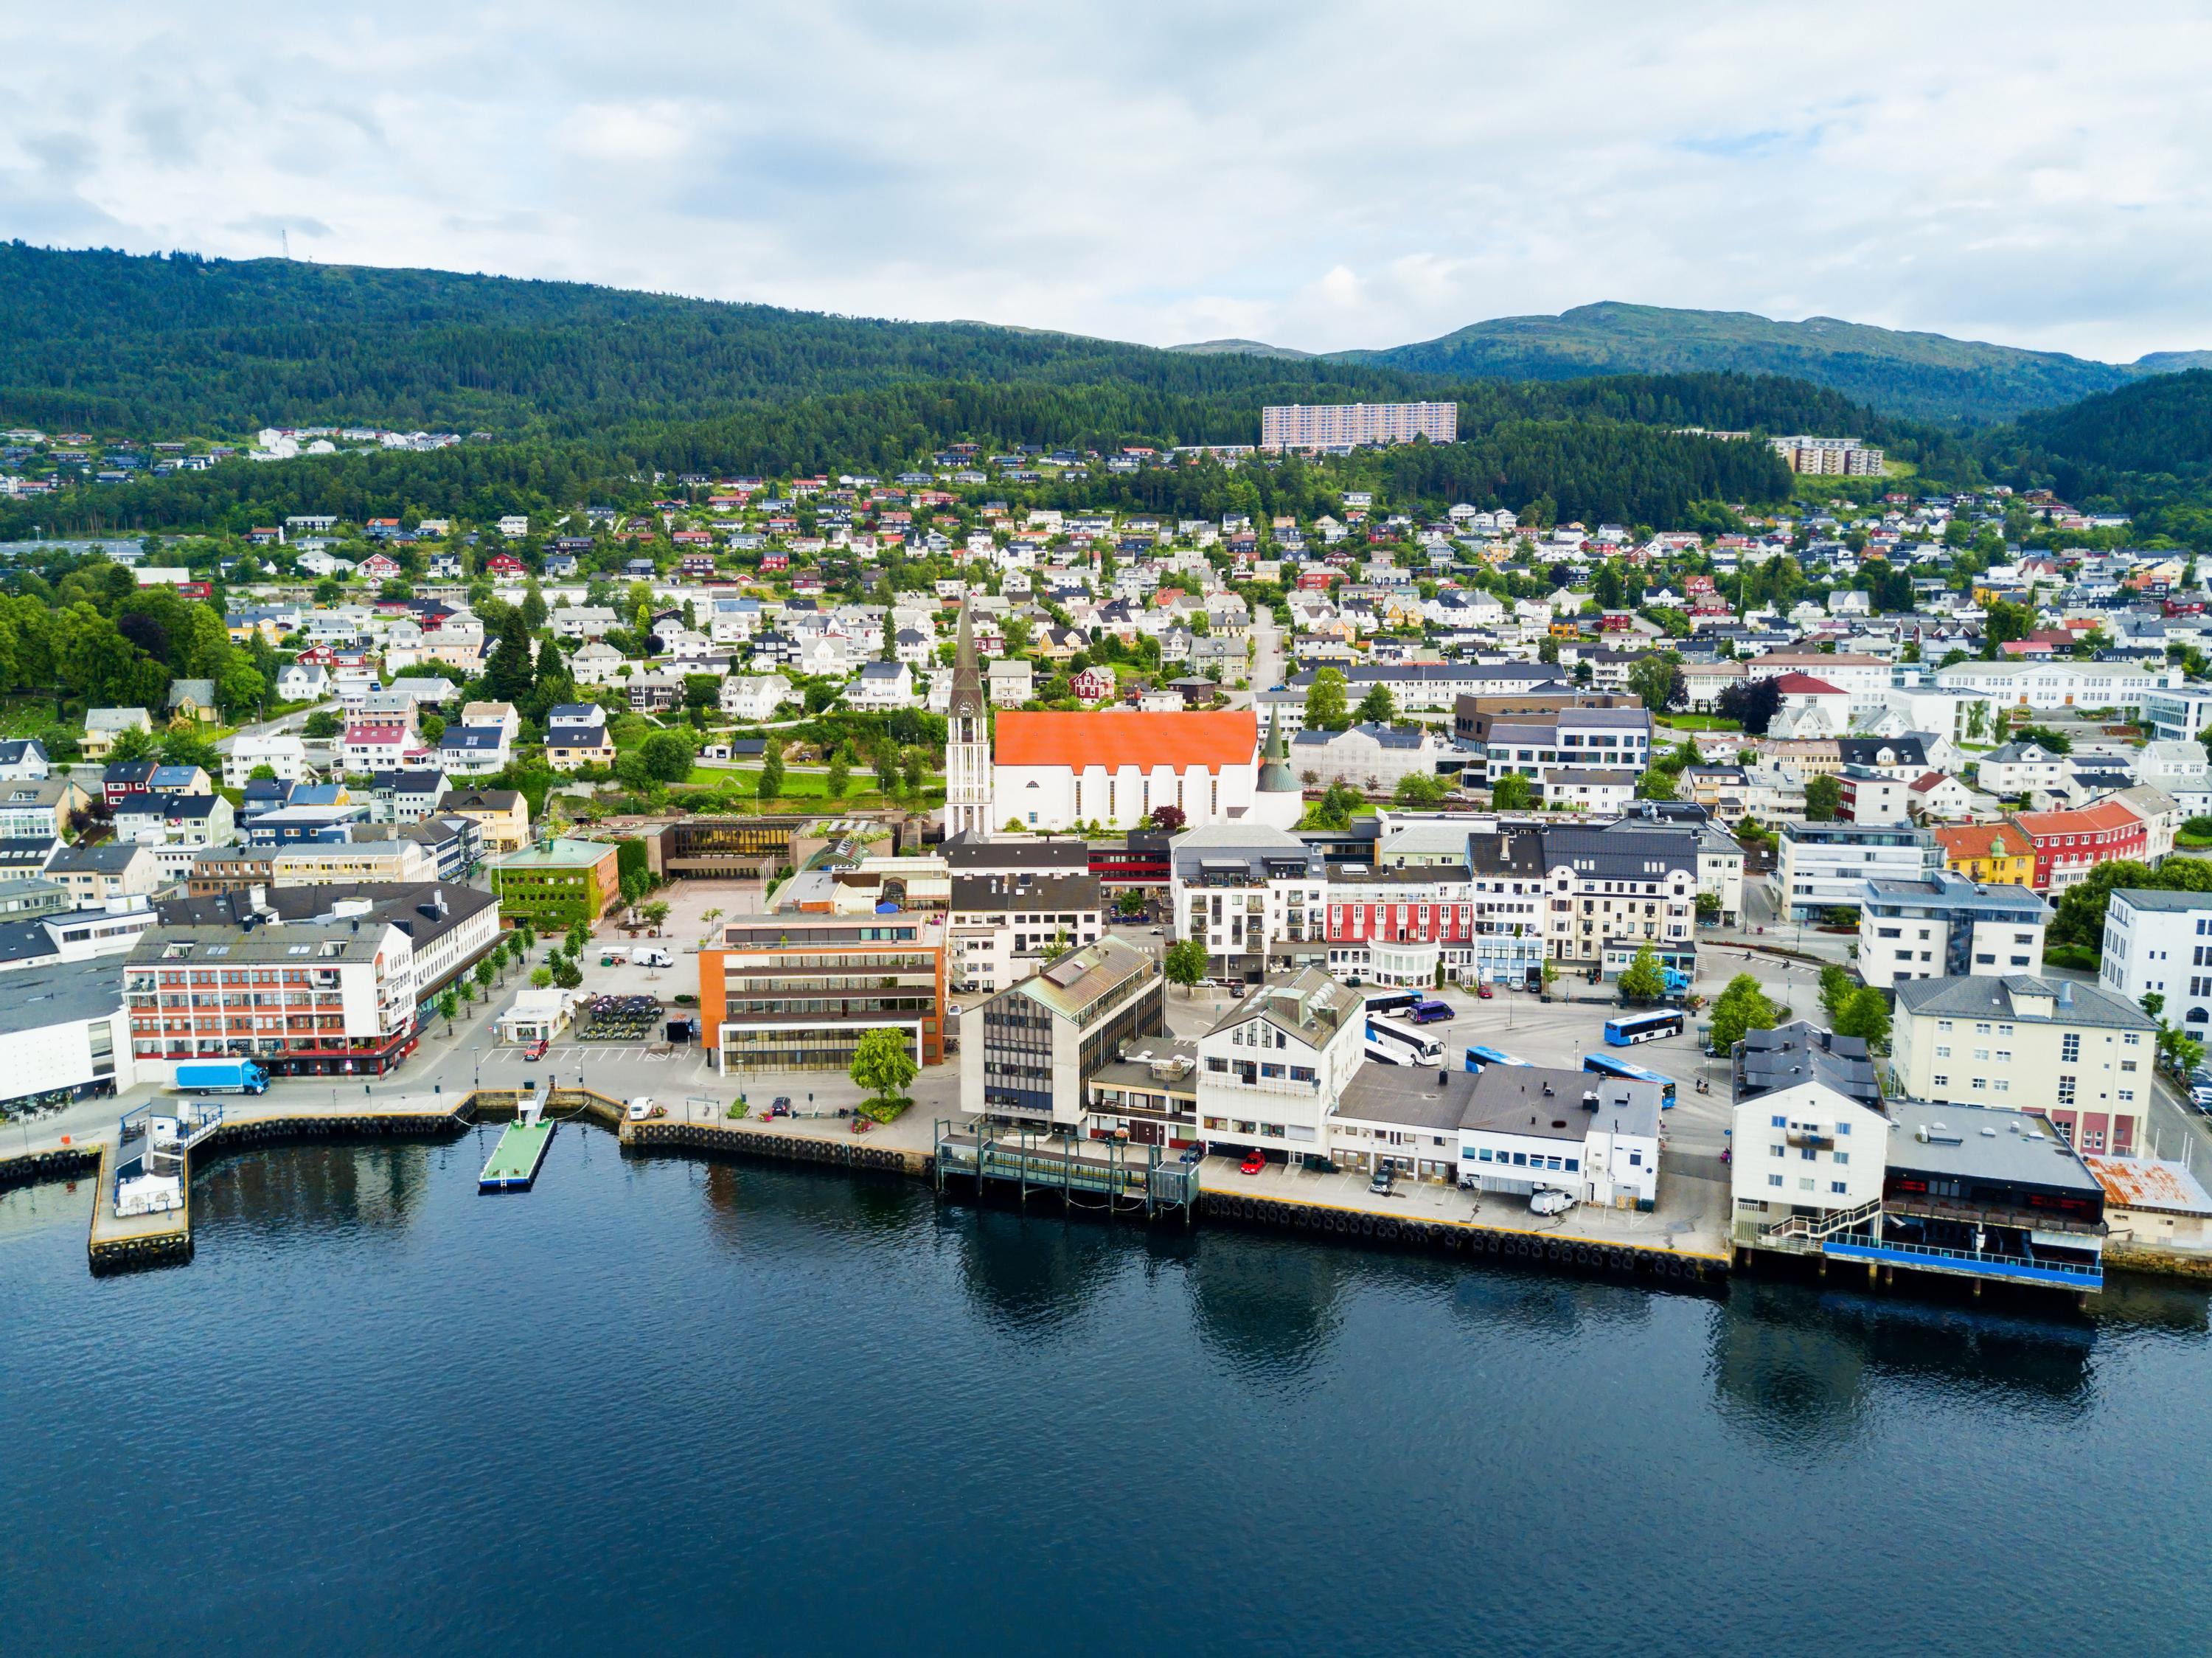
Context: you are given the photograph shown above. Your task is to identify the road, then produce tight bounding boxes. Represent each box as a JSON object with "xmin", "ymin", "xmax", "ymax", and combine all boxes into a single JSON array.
[{"xmin": 214, "ymin": 699, "xmax": 338, "ymax": 755}]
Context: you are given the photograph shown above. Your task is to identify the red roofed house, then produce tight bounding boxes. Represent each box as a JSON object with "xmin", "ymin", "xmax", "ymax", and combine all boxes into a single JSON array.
[
  {"xmin": 1766, "ymin": 671, "xmax": 1854, "ymax": 738},
  {"xmin": 2006, "ymin": 800, "xmax": 2148, "ymax": 892},
  {"xmin": 1906, "ymin": 771, "xmax": 1975, "ymax": 821},
  {"xmin": 992, "ymin": 710, "xmax": 1261, "ymax": 831},
  {"xmin": 486, "ymin": 553, "xmax": 527, "ymax": 577}
]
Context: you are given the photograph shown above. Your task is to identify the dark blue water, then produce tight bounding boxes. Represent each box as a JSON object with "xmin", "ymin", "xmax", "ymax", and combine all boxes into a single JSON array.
[{"xmin": 4, "ymin": 1127, "xmax": 2211, "ymax": 1657}]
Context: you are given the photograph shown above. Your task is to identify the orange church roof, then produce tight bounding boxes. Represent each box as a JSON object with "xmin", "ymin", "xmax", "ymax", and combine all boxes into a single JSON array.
[{"xmin": 994, "ymin": 710, "xmax": 1259, "ymax": 771}]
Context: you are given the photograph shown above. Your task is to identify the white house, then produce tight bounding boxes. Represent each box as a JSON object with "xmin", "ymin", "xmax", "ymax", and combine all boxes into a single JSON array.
[
  {"xmin": 1192, "ymin": 969, "xmax": 1365, "ymax": 1162},
  {"xmin": 222, "ymin": 733, "xmax": 310, "ymax": 789},
  {"xmin": 2100, "ymin": 889, "xmax": 2212, "ymax": 1040},
  {"xmin": 846, "ymin": 661, "xmax": 917, "ymax": 710},
  {"xmin": 1458, "ymin": 1064, "xmax": 1663, "ymax": 1209},
  {"xmin": 1728, "ymin": 1025, "xmax": 1891, "ymax": 1238},
  {"xmin": 720, "ymin": 674, "xmax": 795, "ymax": 721}
]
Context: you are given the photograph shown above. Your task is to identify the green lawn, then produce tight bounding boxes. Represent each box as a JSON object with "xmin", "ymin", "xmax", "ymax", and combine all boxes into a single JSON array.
[{"xmin": 1656, "ymin": 715, "xmax": 1742, "ymax": 732}]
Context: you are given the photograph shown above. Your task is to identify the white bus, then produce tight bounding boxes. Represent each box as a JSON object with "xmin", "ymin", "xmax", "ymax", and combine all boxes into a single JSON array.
[{"xmin": 1364, "ymin": 1015, "xmax": 1445, "ymax": 1067}]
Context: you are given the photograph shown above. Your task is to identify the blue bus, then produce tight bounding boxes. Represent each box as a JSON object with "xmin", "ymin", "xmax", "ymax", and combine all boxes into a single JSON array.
[
  {"xmin": 1464, "ymin": 1044, "xmax": 1534, "ymax": 1075},
  {"xmin": 1582, "ymin": 1052, "xmax": 1678, "ymax": 1109},
  {"xmin": 1603, "ymin": 1010, "xmax": 1684, "ymax": 1047},
  {"xmin": 1408, "ymin": 998, "xmax": 1454, "ymax": 1024}
]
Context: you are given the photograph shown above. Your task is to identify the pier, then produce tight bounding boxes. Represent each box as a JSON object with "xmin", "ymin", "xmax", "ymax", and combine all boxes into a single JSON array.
[{"xmin": 479, "ymin": 1119, "xmax": 557, "ymax": 1192}]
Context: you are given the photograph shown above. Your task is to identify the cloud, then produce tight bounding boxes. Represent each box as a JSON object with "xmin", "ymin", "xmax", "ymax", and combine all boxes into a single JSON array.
[{"xmin": 2, "ymin": 1, "xmax": 2211, "ymax": 360}]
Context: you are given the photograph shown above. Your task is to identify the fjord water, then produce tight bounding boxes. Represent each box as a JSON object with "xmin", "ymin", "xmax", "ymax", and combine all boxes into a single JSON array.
[{"xmin": 4, "ymin": 1133, "xmax": 2211, "ymax": 1658}]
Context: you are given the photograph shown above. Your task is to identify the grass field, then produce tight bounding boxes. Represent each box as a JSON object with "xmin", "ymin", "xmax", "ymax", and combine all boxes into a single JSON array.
[{"xmin": 1656, "ymin": 715, "xmax": 1742, "ymax": 732}]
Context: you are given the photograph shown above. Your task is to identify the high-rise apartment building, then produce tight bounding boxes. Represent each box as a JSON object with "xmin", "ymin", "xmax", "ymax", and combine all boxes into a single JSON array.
[{"xmin": 1260, "ymin": 402, "xmax": 1458, "ymax": 452}]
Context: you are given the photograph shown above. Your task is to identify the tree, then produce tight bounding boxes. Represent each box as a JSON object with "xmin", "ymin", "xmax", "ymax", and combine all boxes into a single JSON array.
[
  {"xmin": 473, "ymin": 957, "xmax": 496, "ymax": 1001},
  {"xmin": 1115, "ymin": 888, "xmax": 1147, "ymax": 917},
  {"xmin": 900, "ymin": 746, "xmax": 926, "ymax": 798},
  {"xmin": 419, "ymin": 712, "xmax": 447, "ymax": 744},
  {"xmin": 1833, "ymin": 986, "xmax": 1892, "ymax": 1051},
  {"xmin": 825, "ymin": 749, "xmax": 849, "ymax": 799},
  {"xmin": 1150, "ymin": 805, "xmax": 1186, "ymax": 833},
  {"xmin": 483, "ymin": 611, "xmax": 537, "ymax": 703},
  {"xmin": 1490, "ymin": 771, "xmax": 1533, "ymax": 811},
  {"xmin": 1354, "ymin": 681, "xmax": 1397, "ymax": 726},
  {"xmin": 2050, "ymin": 857, "xmax": 2212, "ymax": 948},
  {"xmin": 1304, "ymin": 667, "xmax": 1350, "ymax": 733},
  {"xmin": 1709, "ymin": 973, "xmax": 1781, "ymax": 1050},
  {"xmin": 638, "ymin": 728, "xmax": 695, "ymax": 784},
  {"xmin": 1819, "ymin": 962, "xmax": 1855, "ymax": 1027},
  {"xmin": 1635, "ymin": 767, "xmax": 1677, "ymax": 802},
  {"xmin": 1393, "ymin": 771, "xmax": 1447, "ymax": 808},
  {"xmin": 1308, "ymin": 781, "xmax": 1366, "ymax": 829},
  {"xmin": 302, "ymin": 710, "xmax": 343, "ymax": 740},
  {"xmin": 757, "ymin": 738, "xmax": 785, "ymax": 802},
  {"xmin": 458, "ymin": 979, "xmax": 477, "ymax": 1016},
  {"xmin": 1964, "ymin": 700, "xmax": 1989, "ymax": 742},
  {"xmin": 1715, "ymin": 676, "xmax": 1783, "ymax": 736},
  {"xmin": 1617, "ymin": 944, "xmax": 1668, "ymax": 1002},
  {"xmin": 1627, "ymin": 653, "xmax": 1686, "ymax": 715},
  {"xmin": 107, "ymin": 725, "xmax": 156, "ymax": 762},
  {"xmin": 550, "ymin": 952, "xmax": 583, "ymax": 991},
  {"xmin": 640, "ymin": 901, "xmax": 670, "ymax": 936},
  {"xmin": 1804, "ymin": 774, "xmax": 1843, "ymax": 822},
  {"xmin": 1164, "ymin": 938, "xmax": 1209, "ymax": 995},
  {"xmin": 437, "ymin": 990, "xmax": 459, "ymax": 1035},
  {"xmin": 849, "ymin": 1027, "xmax": 918, "ymax": 1106},
  {"xmin": 2012, "ymin": 725, "xmax": 2073, "ymax": 755},
  {"xmin": 529, "ymin": 966, "xmax": 553, "ymax": 989}
]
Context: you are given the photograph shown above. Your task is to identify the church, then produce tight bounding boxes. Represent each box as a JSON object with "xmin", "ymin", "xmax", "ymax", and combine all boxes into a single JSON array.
[{"xmin": 943, "ymin": 600, "xmax": 1304, "ymax": 836}]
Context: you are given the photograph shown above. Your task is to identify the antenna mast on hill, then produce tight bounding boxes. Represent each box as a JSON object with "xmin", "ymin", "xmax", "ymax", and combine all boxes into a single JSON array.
[{"xmin": 282, "ymin": 227, "xmax": 290, "ymax": 260}]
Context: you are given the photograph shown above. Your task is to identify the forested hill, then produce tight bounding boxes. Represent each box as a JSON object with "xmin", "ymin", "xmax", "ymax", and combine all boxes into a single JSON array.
[
  {"xmin": 0, "ymin": 372, "xmax": 1823, "ymax": 542},
  {"xmin": 1997, "ymin": 370, "xmax": 2212, "ymax": 479},
  {"xmin": 1311, "ymin": 302, "xmax": 2163, "ymax": 423},
  {"xmin": 0, "ymin": 243, "xmax": 1458, "ymax": 439}
]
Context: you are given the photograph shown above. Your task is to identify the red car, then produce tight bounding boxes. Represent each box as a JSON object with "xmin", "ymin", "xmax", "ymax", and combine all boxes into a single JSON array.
[
  {"xmin": 524, "ymin": 1038, "xmax": 550, "ymax": 1061},
  {"xmin": 1475, "ymin": 984, "xmax": 1494, "ymax": 999},
  {"xmin": 1239, "ymin": 1149, "xmax": 1267, "ymax": 1176}
]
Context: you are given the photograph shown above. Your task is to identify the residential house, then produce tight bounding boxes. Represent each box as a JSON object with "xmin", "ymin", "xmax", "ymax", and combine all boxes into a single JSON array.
[
  {"xmin": 0, "ymin": 739, "xmax": 49, "ymax": 781},
  {"xmin": 1857, "ymin": 872, "xmax": 2051, "ymax": 989},
  {"xmin": 544, "ymin": 704, "xmax": 616, "ymax": 771},
  {"xmin": 1192, "ymin": 968, "xmax": 1365, "ymax": 1162},
  {"xmin": 166, "ymin": 679, "xmax": 218, "ymax": 724},
  {"xmin": 80, "ymin": 708, "xmax": 153, "ymax": 760}
]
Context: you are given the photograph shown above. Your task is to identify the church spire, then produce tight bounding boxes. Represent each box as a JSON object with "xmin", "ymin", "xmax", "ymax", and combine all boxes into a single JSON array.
[
  {"xmin": 950, "ymin": 592, "xmax": 984, "ymax": 720},
  {"xmin": 1256, "ymin": 706, "xmax": 1297, "ymax": 794}
]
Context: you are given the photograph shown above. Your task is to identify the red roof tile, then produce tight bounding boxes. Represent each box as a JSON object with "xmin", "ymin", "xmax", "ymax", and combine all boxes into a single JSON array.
[{"xmin": 995, "ymin": 710, "xmax": 1257, "ymax": 771}]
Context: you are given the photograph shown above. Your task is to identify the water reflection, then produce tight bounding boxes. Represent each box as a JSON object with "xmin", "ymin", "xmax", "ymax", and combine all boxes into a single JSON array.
[
  {"xmin": 1711, "ymin": 1279, "xmax": 2102, "ymax": 1454},
  {"xmin": 1449, "ymin": 1259, "xmax": 1659, "ymax": 1340},
  {"xmin": 1186, "ymin": 1229, "xmax": 1350, "ymax": 1384},
  {"xmin": 947, "ymin": 1201, "xmax": 1133, "ymax": 1339},
  {"xmin": 688, "ymin": 1151, "xmax": 931, "ymax": 1252},
  {"xmin": 193, "ymin": 1142, "xmax": 435, "ymax": 1242}
]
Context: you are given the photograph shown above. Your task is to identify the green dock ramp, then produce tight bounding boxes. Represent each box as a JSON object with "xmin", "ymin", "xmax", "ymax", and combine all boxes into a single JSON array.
[{"xmin": 479, "ymin": 1121, "xmax": 556, "ymax": 1193}]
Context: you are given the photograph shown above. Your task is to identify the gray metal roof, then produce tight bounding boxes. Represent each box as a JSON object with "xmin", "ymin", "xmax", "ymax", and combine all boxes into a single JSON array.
[
  {"xmin": 1893, "ymin": 974, "xmax": 2156, "ymax": 1031},
  {"xmin": 0, "ymin": 956, "xmax": 124, "ymax": 1036},
  {"xmin": 1335, "ymin": 1064, "xmax": 1475, "ymax": 1133},
  {"xmin": 2108, "ymin": 888, "xmax": 2212, "ymax": 914},
  {"xmin": 1885, "ymin": 1097, "xmax": 2103, "ymax": 1196},
  {"xmin": 1461, "ymin": 1064, "xmax": 1663, "ymax": 1140},
  {"xmin": 1736, "ymin": 1021, "xmax": 1882, "ymax": 1106}
]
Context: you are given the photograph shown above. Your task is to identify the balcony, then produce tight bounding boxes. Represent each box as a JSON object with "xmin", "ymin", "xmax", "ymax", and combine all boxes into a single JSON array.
[{"xmin": 1785, "ymin": 1125, "xmax": 1834, "ymax": 1150}]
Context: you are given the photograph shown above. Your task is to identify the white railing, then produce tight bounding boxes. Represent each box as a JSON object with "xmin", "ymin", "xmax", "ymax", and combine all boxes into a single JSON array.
[{"xmin": 1762, "ymin": 1196, "xmax": 1883, "ymax": 1243}]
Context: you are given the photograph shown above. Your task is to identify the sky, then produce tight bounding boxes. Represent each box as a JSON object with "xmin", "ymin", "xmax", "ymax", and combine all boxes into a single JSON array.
[{"xmin": 5, "ymin": 1, "xmax": 2211, "ymax": 362}]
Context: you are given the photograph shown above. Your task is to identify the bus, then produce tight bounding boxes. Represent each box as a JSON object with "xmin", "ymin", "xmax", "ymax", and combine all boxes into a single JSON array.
[
  {"xmin": 1408, "ymin": 998, "xmax": 1454, "ymax": 1024},
  {"xmin": 1366, "ymin": 1016, "xmax": 1445, "ymax": 1067},
  {"xmin": 1582, "ymin": 1052, "xmax": 1678, "ymax": 1109},
  {"xmin": 1362, "ymin": 990, "xmax": 1421, "ymax": 1017},
  {"xmin": 1603, "ymin": 1010, "xmax": 1685, "ymax": 1047},
  {"xmin": 1464, "ymin": 1044, "xmax": 1534, "ymax": 1075}
]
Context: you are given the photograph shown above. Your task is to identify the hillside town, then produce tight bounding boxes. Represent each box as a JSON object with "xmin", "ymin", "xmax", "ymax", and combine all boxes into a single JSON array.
[{"xmin": 5, "ymin": 427, "xmax": 2212, "ymax": 1298}]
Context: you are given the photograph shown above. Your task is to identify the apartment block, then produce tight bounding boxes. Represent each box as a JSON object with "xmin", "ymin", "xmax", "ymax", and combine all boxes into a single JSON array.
[{"xmin": 701, "ymin": 912, "xmax": 948, "ymax": 1073}]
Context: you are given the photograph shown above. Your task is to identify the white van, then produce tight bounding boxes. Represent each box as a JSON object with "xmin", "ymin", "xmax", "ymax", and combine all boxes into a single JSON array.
[{"xmin": 634, "ymin": 948, "xmax": 674, "ymax": 969}]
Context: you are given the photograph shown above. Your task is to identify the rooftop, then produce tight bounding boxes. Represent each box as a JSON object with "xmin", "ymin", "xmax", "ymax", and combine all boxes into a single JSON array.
[
  {"xmin": 1335, "ymin": 1064, "xmax": 1474, "ymax": 1134},
  {"xmin": 1461, "ymin": 1064, "xmax": 1663, "ymax": 1141},
  {"xmin": 1885, "ymin": 1097, "xmax": 2104, "ymax": 1196},
  {"xmin": 1012, "ymin": 934, "xmax": 1156, "ymax": 1019},
  {"xmin": 1894, "ymin": 974, "xmax": 2156, "ymax": 1031},
  {"xmin": 1736, "ymin": 1021, "xmax": 1883, "ymax": 1106},
  {"xmin": 995, "ymin": 709, "xmax": 1256, "ymax": 771},
  {"xmin": 0, "ymin": 956, "xmax": 125, "ymax": 1037}
]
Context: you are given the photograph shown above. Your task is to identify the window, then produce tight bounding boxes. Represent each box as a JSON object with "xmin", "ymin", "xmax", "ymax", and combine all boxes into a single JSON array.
[
  {"xmin": 1770, "ymin": 1143, "xmax": 1785, "ymax": 1158},
  {"xmin": 1770, "ymin": 1114, "xmax": 1787, "ymax": 1128},
  {"xmin": 1769, "ymin": 1173, "xmax": 1784, "ymax": 1189},
  {"xmin": 1834, "ymin": 1122, "xmax": 1850, "ymax": 1137},
  {"xmin": 1973, "ymin": 1048, "xmax": 1989, "ymax": 1061},
  {"xmin": 1831, "ymin": 1181, "xmax": 1848, "ymax": 1195},
  {"xmin": 1935, "ymin": 1045, "xmax": 1951, "ymax": 1059},
  {"xmin": 2062, "ymin": 1033, "xmax": 2081, "ymax": 1062},
  {"xmin": 1933, "ymin": 1074, "xmax": 1949, "ymax": 1088},
  {"xmin": 1975, "ymin": 1023, "xmax": 1992, "ymax": 1036},
  {"xmin": 2058, "ymin": 1075, "xmax": 2076, "ymax": 1106},
  {"xmin": 1938, "ymin": 1020, "xmax": 1953, "ymax": 1033}
]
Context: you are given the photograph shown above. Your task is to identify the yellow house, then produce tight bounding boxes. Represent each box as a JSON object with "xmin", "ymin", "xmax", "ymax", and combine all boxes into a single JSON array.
[
  {"xmin": 442, "ymin": 787, "xmax": 532, "ymax": 854},
  {"xmin": 1932, "ymin": 822, "xmax": 2036, "ymax": 887}
]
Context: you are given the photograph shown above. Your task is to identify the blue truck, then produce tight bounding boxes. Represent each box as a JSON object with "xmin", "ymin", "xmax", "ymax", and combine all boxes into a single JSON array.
[{"xmin": 173, "ymin": 1059, "xmax": 270, "ymax": 1095}]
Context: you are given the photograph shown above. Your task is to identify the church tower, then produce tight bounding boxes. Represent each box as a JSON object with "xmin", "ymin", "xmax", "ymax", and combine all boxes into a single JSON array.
[{"xmin": 945, "ymin": 595, "xmax": 993, "ymax": 839}]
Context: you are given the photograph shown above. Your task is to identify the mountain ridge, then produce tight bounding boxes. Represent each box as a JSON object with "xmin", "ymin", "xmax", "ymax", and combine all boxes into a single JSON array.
[{"xmin": 1171, "ymin": 300, "xmax": 2204, "ymax": 423}]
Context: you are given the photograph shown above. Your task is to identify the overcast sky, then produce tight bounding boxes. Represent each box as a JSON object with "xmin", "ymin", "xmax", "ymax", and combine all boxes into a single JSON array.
[{"xmin": 7, "ymin": 2, "xmax": 2211, "ymax": 361}]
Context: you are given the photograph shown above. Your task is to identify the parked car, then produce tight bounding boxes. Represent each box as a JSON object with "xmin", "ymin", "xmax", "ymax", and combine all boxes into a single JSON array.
[
  {"xmin": 2191, "ymin": 1083, "xmax": 2212, "ymax": 1114},
  {"xmin": 1179, "ymin": 1146, "xmax": 1202, "ymax": 1165},
  {"xmin": 524, "ymin": 1038, "xmax": 549, "ymax": 1061},
  {"xmin": 1474, "ymin": 983, "xmax": 1494, "ymax": 1000},
  {"xmin": 625, "ymin": 1096, "xmax": 664, "ymax": 1122},
  {"xmin": 770, "ymin": 1096, "xmax": 792, "ymax": 1118},
  {"xmin": 1239, "ymin": 1148, "xmax": 1267, "ymax": 1176},
  {"xmin": 1528, "ymin": 1187, "xmax": 1575, "ymax": 1217},
  {"xmin": 1368, "ymin": 1166, "xmax": 1395, "ymax": 1195}
]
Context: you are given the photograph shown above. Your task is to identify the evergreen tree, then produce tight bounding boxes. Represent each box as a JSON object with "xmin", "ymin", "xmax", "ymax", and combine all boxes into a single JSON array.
[{"xmin": 483, "ymin": 611, "xmax": 536, "ymax": 704}]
